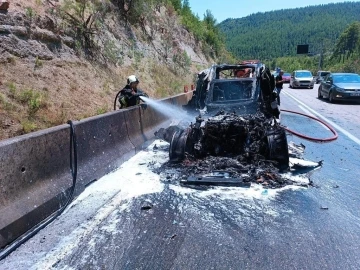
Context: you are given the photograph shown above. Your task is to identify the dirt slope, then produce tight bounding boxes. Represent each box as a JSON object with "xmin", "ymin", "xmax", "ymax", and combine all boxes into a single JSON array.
[{"xmin": 0, "ymin": 0, "xmax": 211, "ymax": 140}]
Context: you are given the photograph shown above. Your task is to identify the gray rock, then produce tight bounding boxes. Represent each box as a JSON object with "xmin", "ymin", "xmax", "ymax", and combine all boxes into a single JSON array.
[
  {"xmin": 60, "ymin": 36, "xmax": 75, "ymax": 48},
  {"xmin": 0, "ymin": 35, "xmax": 53, "ymax": 59},
  {"xmin": 33, "ymin": 28, "xmax": 60, "ymax": 43},
  {"xmin": 0, "ymin": 25, "xmax": 27, "ymax": 36}
]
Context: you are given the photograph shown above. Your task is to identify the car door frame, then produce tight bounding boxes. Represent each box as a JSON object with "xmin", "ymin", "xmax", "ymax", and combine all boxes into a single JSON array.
[{"xmin": 321, "ymin": 74, "xmax": 332, "ymax": 98}]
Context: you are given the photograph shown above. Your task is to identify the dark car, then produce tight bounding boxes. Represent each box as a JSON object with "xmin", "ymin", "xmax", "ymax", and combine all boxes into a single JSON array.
[
  {"xmin": 318, "ymin": 73, "xmax": 360, "ymax": 103},
  {"xmin": 315, "ymin": 71, "xmax": 331, "ymax": 84},
  {"xmin": 282, "ymin": 72, "xmax": 291, "ymax": 83}
]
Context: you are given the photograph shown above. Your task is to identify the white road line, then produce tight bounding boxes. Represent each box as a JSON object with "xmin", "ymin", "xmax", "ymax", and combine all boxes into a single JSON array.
[{"xmin": 283, "ymin": 90, "xmax": 360, "ymax": 146}]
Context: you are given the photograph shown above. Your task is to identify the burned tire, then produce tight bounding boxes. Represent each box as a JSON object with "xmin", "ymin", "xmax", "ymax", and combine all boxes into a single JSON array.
[
  {"xmin": 169, "ymin": 129, "xmax": 189, "ymax": 162},
  {"xmin": 266, "ymin": 127, "xmax": 289, "ymax": 170}
]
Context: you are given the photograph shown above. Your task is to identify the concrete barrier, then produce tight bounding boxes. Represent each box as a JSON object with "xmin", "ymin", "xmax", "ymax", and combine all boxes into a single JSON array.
[
  {"xmin": 121, "ymin": 106, "xmax": 146, "ymax": 150},
  {"xmin": 169, "ymin": 91, "xmax": 193, "ymax": 107},
  {"xmin": 0, "ymin": 93, "xmax": 191, "ymax": 249},
  {"xmin": 0, "ymin": 125, "xmax": 71, "ymax": 248},
  {"xmin": 71, "ymin": 110, "xmax": 136, "ymax": 195}
]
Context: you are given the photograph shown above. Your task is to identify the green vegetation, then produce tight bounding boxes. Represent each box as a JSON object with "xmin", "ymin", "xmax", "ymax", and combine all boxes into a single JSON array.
[
  {"xmin": 151, "ymin": 62, "xmax": 184, "ymax": 97},
  {"xmin": 103, "ymin": 82, "xmax": 112, "ymax": 96},
  {"xmin": 18, "ymin": 89, "xmax": 48, "ymax": 116},
  {"xmin": 96, "ymin": 106, "xmax": 108, "ymax": 115},
  {"xmin": 7, "ymin": 55, "xmax": 16, "ymax": 64},
  {"xmin": 264, "ymin": 21, "xmax": 360, "ymax": 74},
  {"xmin": 34, "ymin": 57, "xmax": 43, "ymax": 68},
  {"xmin": 0, "ymin": 92, "xmax": 16, "ymax": 111},
  {"xmin": 218, "ymin": 2, "xmax": 360, "ymax": 60},
  {"xmin": 7, "ymin": 82, "xmax": 17, "ymax": 98},
  {"xmin": 331, "ymin": 21, "xmax": 360, "ymax": 62},
  {"xmin": 25, "ymin": 7, "xmax": 36, "ymax": 20},
  {"xmin": 216, "ymin": 2, "xmax": 360, "ymax": 73},
  {"xmin": 6, "ymin": 86, "xmax": 48, "ymax": 117},
  {"xmin": 56, "ymin": 0, "xmax": 105, "ymax": 56},
  {"xmin": 103, "ymin": 40, "xmax": 124, "ymax": 65},
  {"xmin": 177, "ymin": 1, "xmax": 224, "ymax": 59},
  {"xmin": 172, "ymin": 50, "xmax": 192, "ymax": 71},
  {"xmin": 133, "ymin": 50, "xmax": 144, "ymax": 69},
  {"xmin": 21, "ymin": 120, "xmax": 37, "ymax": 133}
]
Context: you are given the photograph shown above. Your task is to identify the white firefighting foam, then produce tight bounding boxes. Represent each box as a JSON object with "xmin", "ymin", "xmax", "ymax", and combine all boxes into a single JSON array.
[{"xmin": 2, "ymin": 139, "xmax": 316, "ymax": 270}]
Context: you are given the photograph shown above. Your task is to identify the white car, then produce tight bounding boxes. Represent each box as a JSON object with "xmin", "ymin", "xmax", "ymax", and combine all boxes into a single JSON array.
[{"xmin": 289, "ymin": 70, "xmax": 315, "ymax": 89}]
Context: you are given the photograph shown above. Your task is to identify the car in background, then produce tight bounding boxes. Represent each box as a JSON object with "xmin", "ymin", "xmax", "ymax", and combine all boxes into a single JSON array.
[
  {"xmin": 289, "ymin": 70, "xmax": 315, "ymax": 89},
  {"xmin": 273, "ymin": 72, "xmax": 290, "ymax": 83},
  {"xmin": 318, "ymin": 73, "xmax": 360, "ymax": 103},
  {"xmin": 282, "ymin": 72, "xmax": 291, "ymax": 83},
  {"xmin": 315, "ymin": 70, "xmax": 331, "ymax": 84}
]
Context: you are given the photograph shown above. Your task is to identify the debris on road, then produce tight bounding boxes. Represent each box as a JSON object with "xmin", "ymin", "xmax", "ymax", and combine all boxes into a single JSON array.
[
  {"xmin": 154, "ymin": 112, "xmax": 322, "ymax": 189},
  {"xmin": 140, "ymin": 201, "xmax": 153, "ymax": 211}
]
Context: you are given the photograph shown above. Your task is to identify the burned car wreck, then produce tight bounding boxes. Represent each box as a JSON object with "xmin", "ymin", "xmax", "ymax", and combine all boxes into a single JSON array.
[
  {"xmin": 155, "ymin": 63, "xmax": 317, "ymax": 188},
  {"xmin": 184, "ymin": 62, "xmax": 280, "ymax": 117}
]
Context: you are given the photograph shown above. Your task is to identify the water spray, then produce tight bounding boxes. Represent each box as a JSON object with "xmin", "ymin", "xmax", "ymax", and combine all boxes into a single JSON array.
[{"xmin": 140, "ymin": 96, "xmax": 195, "ymax": 123}]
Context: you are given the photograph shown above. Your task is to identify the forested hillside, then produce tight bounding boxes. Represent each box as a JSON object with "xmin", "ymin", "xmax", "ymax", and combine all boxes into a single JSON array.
[
  {"xmin": 218, "ymin": 2, "xmax": 360, "ymax": 60},
  {"xmin": 268, "ymin": 20, "xmax": 360, "ymax": 74}
]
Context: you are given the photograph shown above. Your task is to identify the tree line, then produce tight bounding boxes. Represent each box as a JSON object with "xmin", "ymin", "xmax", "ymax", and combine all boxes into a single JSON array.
[
  {"xmin": 218, "ymin": 2, "xmax": 360, "ymax": 61},
  {"xmin": 262, "ymin": 21, "xmax": 360, "ymax": 74}
]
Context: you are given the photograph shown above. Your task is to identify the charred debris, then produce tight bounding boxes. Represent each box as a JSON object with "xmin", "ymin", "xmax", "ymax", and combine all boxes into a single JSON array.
[
  {"xmin": 155, "ymin": 63, "xmax": 320, "ymax": 188},
  {"xmin": 155, "ymin": 111, "xmax": 297, "ymax": 189}
]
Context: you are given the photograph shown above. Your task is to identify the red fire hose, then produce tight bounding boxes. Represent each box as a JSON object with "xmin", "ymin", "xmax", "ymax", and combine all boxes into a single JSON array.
[{"xmin": 280, "ymin": 109, "xmax": 338, "ymax": 142}]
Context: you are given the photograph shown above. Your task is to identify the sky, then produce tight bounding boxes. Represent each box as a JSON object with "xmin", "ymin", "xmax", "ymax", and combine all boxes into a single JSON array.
[{"xmin": 188, "ymin": 0, "xmax": 359, "ymax": 23}]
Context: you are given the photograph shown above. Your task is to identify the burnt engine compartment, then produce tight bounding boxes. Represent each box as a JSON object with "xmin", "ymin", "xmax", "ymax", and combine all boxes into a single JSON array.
[
  {"xmin": 169, "ymin": 111, "xmax": 289, "ymax": 169},
  {"xmin": 156, "ymin": 111, "xmax": 299, "ymax": 189}
]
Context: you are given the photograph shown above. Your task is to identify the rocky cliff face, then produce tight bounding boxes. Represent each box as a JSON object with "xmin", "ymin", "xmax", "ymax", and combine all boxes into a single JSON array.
[{"xmin": 0, "ymin": 0, "xmax": 211, "ymax": 140}]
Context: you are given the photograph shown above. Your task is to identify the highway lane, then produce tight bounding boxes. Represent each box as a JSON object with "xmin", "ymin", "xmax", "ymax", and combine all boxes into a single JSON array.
[
  {"xmin": 1, "ymin": 85, "xmax": 360, "ymax": 270},
  {"xmin": 281, "ymin": 83, "xmax": 360, "ymax": 140}
]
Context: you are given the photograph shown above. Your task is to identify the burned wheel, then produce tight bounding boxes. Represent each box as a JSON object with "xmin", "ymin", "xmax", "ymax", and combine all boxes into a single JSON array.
[
  {"xmin": 266, "ymin": 127, "xmax": 289, "ymax": 170},
  {"xmin": 169, "ymin": 129, "xmax": 189, "ymax": 162}
]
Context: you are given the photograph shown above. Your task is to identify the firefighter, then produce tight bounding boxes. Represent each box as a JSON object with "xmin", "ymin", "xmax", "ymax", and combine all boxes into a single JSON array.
[{"xmin": 118, "ymin": 75, "xmax": 148, "ymax": 109}]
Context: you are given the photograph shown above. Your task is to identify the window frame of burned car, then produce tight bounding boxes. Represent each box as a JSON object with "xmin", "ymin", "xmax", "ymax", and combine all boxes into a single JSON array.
[
  {"xmin": 209, "ymin": 79, "xmax": 255, "ymax": 103},
  {"xmin": 203, "ymin": 64, "xmax": 263, "ymax": 113},
  {"xmin": 185, "ymin": 62, "xmax": 280, "ymax": 119}
]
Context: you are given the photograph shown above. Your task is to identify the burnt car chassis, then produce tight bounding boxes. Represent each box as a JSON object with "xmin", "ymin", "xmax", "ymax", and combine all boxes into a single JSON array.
[{"xmin": 157, "ymin": 64, "xmax": 293, "ymax": 187}]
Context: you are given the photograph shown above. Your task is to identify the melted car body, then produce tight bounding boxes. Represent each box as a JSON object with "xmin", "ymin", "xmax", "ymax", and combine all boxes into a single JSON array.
[{"xmin": 163, "ymin": 63, "xmax": 290, "ymax": 171}]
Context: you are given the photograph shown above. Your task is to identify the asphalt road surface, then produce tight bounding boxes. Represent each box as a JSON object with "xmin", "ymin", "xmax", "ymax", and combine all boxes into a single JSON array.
[{"xmin": 1, "ymin": 84, "xmax": 360, "ymax": 270}]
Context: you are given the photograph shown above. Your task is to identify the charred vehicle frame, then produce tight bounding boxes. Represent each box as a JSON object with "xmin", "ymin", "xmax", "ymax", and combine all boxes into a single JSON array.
[{"xmin": 162, "ymin": 63, "xmax": 290, "ymax": 174}]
